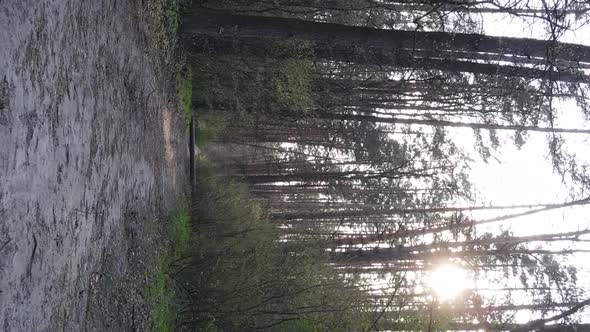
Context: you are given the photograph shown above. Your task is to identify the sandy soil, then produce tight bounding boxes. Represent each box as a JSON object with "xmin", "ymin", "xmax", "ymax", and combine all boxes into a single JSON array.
[{"xmin": 0, "ymin": 0, "xmax": 188, "ymax": 330}]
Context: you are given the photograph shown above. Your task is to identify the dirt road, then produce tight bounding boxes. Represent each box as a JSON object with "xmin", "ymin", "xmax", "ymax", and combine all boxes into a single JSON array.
[{"xmin": 0, "ymin": 0, "xmax": 188, "ymax": 330}]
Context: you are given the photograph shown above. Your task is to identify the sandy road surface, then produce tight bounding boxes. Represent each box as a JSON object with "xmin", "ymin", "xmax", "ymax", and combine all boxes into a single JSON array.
[{"xmin": 0, "ymin": 0, "xmax": 187, "ymax": 330}]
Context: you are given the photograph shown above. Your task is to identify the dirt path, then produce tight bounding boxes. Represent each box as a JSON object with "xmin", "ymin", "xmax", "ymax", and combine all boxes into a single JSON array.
[{"xmin": 0, "ymin": 0, "xmax": 188, "ymax": 330}]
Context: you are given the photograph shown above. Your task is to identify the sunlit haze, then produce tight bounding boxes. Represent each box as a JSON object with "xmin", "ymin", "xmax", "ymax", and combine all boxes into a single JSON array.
[{"xmin": 428, "ymin": 264, "xmax": 471, "ymax": 301}]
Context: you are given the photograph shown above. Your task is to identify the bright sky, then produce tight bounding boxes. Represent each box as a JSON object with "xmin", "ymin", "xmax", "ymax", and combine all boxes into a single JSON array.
[
  {"xmin": 355, "ymin": 7, "xmax": 590, "ymax": 322},
  {"xmin": 330, "ymin": 7, "xmax": 590, "ymax": 321},
  {"xmin": 445, "ymin": 9, "xmax": 590, "ymax": 320},
  {"xmin": 471, "ymin": 13, "xmax": 590, "ymax": 234}
]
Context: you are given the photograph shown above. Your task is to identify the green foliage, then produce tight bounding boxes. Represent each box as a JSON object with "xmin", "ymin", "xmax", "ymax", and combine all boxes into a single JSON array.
[
  {"xmin": 195, "ymin": 111, "xmax": 230, "ymax": 146},
  {"xmin": 192, "ymin": 43, "xmax": 314, "ymax": 119},
  {"xmin": 147, "ymin": 268, "xmax": 175, "ymax": 332},
  {"xmin": 173, "ymin": 208, "xmax": 190, "ymax": 257},
  {"xmin": 176, "ymin": 66, "xmax": 193, "ymax": 125},
  {"xmin": 166, "ymin": 4, "xmax": 179, "ymax": 33},
  {"xmin": 377, "ymin": 304, "xmax": 455, "ymax": 332},
  {"xmin": 171, "ymin": 161, "xmax": 371, "ymax": 331},
  {"xmin": 165, "ymin": 0, "xmax": 194, "ymax": 34},
  {"xmin": 145, "ymin": 207, "xmax": 192, "ymax": 332},
  {"xmin": 271, "ymin": 58, "xmax": 314, "ymax": 113}
]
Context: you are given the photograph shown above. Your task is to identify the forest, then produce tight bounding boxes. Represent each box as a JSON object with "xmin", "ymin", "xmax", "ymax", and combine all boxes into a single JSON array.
[{"xmin": 166, "ymin": 0, "xmax": 590, "ymax": 330}]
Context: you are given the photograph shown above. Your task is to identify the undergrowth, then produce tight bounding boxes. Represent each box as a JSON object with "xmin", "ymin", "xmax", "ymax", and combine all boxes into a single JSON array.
[
  {"xmin": 176, "ymin": 66, "xmax": 193, "ymax": 126},
  {"xmin": 192, "ymin": 53, "xmax": 314, "ymax": 120},
  {"xmin": 146, "ymin": 208, "xmax": 191, "ymax": 332},
  {"xmin": 146, "ymin": 268, "xmax": 174, "ymax": 332},
  {"xmin": 169, "ymin": 161, "xmax": 371, "ymax": 331}
]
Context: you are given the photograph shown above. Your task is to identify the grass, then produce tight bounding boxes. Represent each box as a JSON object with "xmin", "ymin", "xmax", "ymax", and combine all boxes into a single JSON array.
[
  {"xmin": 142, "ymin": 2, "xmax": 191, "ymax": 330},
  {"xmin": 173, "ymin": 208, "xmax": 190, "ymax": 257},
  {"xmin": 143, "ymin": 163, "xmax": 371, "ymax": 331},
  {"xmin": 170, "ymin": 161, "xmax": 372, "ymax": 331},
  {"xmin": 195, "ymin": 112, "xmax": 229, "ymax": 146},
  {"xmin": 146, "ymin": 268, "xmax": 174, "ymax": 332},
  {"xmin": 166, "ymin": 3, "xmax": 179, "ymax": 34},
  {"xmin": 146, "ymin": 207, "xmax": 191, "ymax": 332},
  {"xmin": 176, "ymin": 66, "xmax": 193, "ymax": 126}
]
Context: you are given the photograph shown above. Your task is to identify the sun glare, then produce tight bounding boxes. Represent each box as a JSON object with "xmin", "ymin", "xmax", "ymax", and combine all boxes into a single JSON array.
[{"xmin": 428, "ymin": 265, "xmax": 470, "ymax": 300}]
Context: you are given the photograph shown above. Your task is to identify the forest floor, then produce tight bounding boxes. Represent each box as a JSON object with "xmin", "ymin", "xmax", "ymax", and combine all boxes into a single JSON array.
[{"xmin": 0, "ymin": 0, "xmax": 189, "ymax": 330}]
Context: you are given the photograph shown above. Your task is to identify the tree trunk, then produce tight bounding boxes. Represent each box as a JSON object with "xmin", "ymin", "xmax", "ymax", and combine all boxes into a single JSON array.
[
  {"xmin": 319, "ymin": 112, "xmax": 590, "ymax": 134},
  {"xmin": 182, "ymin": 10, "xmax": 590, "ymax": 83}
]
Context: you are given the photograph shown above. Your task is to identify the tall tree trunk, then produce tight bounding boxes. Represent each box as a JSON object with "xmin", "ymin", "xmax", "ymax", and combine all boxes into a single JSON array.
[
  {"xmin": 182, "ymin": 10, "xmax": 590, "ymax": 84},
  {"xmin": 183, "ymin": 10, "xmax": 590, "ymax": 63},
  {"xmin": 319, "ymin": 113, "xmax": 590, "ymax": 134}
]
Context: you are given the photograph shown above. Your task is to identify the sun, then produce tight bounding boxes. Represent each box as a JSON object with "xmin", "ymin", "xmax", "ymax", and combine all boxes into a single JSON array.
[{"xmin": 427, "ymin": 264, "xmax": 470, "ymax": 300}]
